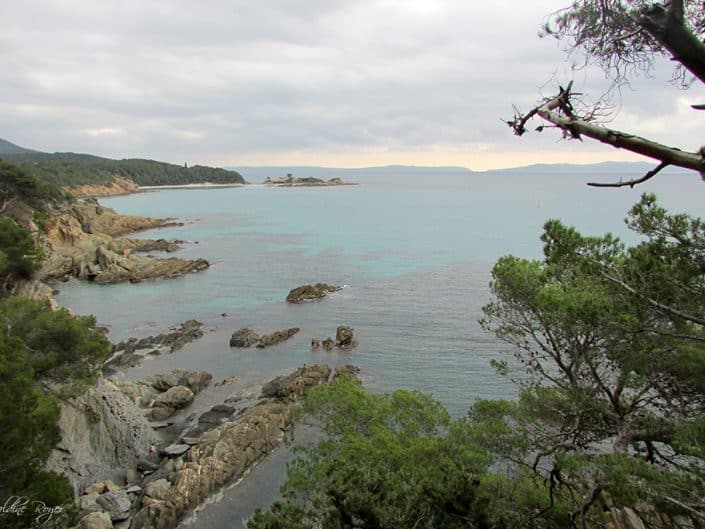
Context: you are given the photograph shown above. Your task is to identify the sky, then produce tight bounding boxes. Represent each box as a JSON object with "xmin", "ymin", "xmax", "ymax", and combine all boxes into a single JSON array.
[{"xmin": 2, "ymin": 0, "xmax": 704, "ymax": 170}]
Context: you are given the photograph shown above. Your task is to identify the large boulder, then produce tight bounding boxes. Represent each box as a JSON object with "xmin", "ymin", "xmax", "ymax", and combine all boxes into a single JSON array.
[
  {"xmin": 229, "ymin": 328, "xmax": 260, "ymax": 348},
  {"xmin": 285, "ymin": 283, "xmax": 342, "ymax": 303},
  {"xmin": 152, "ymin": 386, "xmax": 194, "ymax": 410},
  {"xmin": 256, "ymin": 328, "xmax": 300, "ymax": 348}
]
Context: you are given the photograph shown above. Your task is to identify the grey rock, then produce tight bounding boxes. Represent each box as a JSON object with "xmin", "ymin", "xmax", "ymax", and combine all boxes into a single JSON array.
[
  {"xmin": 322, "ymin": 338, "xmax": 335, "ymax": 351},
  {"xmin": 96, "ymin": 490, "xmax": 131, "ymax": 522},
  {"xmin": 229, "ymin": 327, "xmax": 260, "ymax": 348},
  {"xmin": 285, "ymin": 283, "xmax": 342, "ymax": 303},
  {"xmin": 161, "ymin": 444, "xmax": 190, "ymax": 457},
  {"xmin": 261, "ymin": 364, "xmax": 332, "ymax": 400},
  {"xmin": 256, "ymin": 327, "xmax": 300, "ymax": 348},
  {"xmin": 144, "ymin": 478, "xmax": 171, "ymax": 501},
  {"xmin": 311, "ymin": 339, "xmax": 320, "ymax": 351},
  {"xmin": 76, "ymin": 512, "xmax": 113, "ymax": 529},
  {"xmin": 78, "ymin": 492, "xmax": 102, "ymax": 514},
  {"xmin": 152, "ymin": 385, "xmax": 194, "ymax": 410},
  {"xmin": 45, "ymin": 379, "xmax": 158, "ymax": 495},
  {"xmin": 136, "ymin": 459, "xmax": 159, "ymax": 472},
  {"xmin": 335, "ymin": 326, "xmax": 357, "ymax": 348}
]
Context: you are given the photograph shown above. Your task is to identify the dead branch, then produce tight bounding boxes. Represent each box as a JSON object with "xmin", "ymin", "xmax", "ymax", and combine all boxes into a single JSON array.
[
  {"xmin": 508, "ymin": 84, "xmax": 705, "ymax": 181},
  {"xmin": 587, "ymin": 161, "xmax": 669, "ymax": 187}
]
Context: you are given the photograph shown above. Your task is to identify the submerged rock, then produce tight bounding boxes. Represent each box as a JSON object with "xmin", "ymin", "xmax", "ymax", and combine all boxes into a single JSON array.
[{"xmin": 285, "ymin": 283, "xmax": 342, "ymax": 303}]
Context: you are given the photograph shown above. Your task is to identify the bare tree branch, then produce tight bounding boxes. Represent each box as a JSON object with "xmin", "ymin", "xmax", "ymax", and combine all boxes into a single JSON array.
[
  {"xmin": 587, "ymin": 161, "xmax": 670, "ymax": 187},
  {"xmin": 508, "ymin": 84, "xmax": 705, "ymax": 182}
]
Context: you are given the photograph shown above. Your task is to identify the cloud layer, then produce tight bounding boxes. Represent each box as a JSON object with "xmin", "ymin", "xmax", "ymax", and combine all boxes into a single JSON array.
[{"xmin": 2, "ymin": 0, "xmax": 702, "ymax": 169}]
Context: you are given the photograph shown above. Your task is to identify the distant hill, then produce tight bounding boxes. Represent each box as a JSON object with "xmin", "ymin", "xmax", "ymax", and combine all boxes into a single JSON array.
[
  {"xmin": 0, "ymin": 138, "xmax": 245, "ymax": 188},
  {"xmin": 233, "ymin": 161, "xmax": 695, "ymax": 182},
  {"xmin": 482, "ymin": 161, "xmax": 691, "ymax": 176},
  {"xmin": 0, "ymin": 138, "xmax": 38, "ymax": 156},
  {"xmin": 232, "ymin": 165, "xmax": 473, "ymax": 181}
]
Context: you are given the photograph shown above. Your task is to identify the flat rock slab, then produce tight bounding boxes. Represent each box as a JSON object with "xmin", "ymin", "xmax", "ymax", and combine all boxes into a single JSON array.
[{"xmin": 161, "ymin": 444, "xmax": 190, "ymax": 458}]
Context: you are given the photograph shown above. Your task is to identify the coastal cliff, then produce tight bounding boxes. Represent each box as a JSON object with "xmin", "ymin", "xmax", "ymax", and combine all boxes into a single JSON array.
[
  {"xmin": 39, "ymin": 200, "xmax": 209, "ymax": 284},
  {"xmin": 68, "ymin": 176, "xmax": 141, "ymax": 198}
]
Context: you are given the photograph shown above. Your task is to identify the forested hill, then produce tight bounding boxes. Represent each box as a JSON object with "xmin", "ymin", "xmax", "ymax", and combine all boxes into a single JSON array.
[{"xmin": 0, "ymin": 138, "xmax": 246, "ymax": 187}]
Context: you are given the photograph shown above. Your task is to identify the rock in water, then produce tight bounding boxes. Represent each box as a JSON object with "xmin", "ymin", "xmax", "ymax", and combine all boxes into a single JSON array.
[
  {"xmin": 322, "ymin": 338, "xmax": 335, "ymax": 351},
  {"xmin": 229, "ymin": 328, "xmax": 260, "ymax": 348},
  {"xmin": 256, "ymin": 327, "xmax": 300, "ymax": 348},
  {"xmin": 261, "ymin": 364, "xmax": 332, "ymax": 400},
  {"xmin": 335, "ymin": 325, "xmax": 357, "ymax": 348},
  {"xmin": 285, "ymin": 283, "xmax": 342, "ymax": 303},
  {"xmin": 311, "ymin": 339, "xmax": 321, "ymax": 351},
  {"xmin": 334, "ymin": 365, "xmax": 361, "ymax": 381},
  {"xmin": 96, "ymin": 489, "xmax": 131, "ymax": 521}
]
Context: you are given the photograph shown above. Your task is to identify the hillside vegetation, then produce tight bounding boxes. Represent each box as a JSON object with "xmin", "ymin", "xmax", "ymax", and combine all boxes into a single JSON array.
[{"xmin": 1, "ymin": 138, "xmax": 245, "ymax": 188}]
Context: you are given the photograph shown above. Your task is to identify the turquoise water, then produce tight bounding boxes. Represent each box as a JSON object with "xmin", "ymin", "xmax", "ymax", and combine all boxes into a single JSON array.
[
  {"xmin": 53, "ymin": 170, "xmax": 703, "ymax": 527},
  {"xmin": 55, "ymin": 170, "xmax": 703, "ymax": 415}
]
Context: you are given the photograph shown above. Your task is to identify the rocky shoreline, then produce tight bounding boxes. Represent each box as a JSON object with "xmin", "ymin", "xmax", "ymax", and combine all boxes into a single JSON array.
[
  {"xmin": 61, "ymin": 363, "xmax": 357, "ymax": 529},
  {"xmin": 35, "ymin": 199, "xmax": 209, "ymax": 286}
]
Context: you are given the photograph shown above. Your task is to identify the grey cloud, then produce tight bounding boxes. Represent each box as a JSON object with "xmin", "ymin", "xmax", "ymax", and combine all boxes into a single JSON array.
[{"xmin": 1, "ymin": 0, "xmax": 701, "ymax": 167}]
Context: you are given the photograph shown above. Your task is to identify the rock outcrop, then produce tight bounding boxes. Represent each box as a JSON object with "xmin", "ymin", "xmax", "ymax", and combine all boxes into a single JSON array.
[
  {"xmin": 229, "ymin": 327, "xmax": 300, "ymax": 349},
  {"xmin": 46, "ymin": 378, "xmax": 159, "ymax": 495},
  {"xmin": 335, "ymin": 325, "xmax": 358, "ymax": 349},
  {"xmin": 67, "ymin": 176, "xmax": 141, "ymax": 198},
  {"xmin": 229, "ymin": 327, "xmax": 261, "ymax": 348},
  {"xmin": 315, "ymin": 326, "xmax": 359, "ymax": 351},
  {"xmin": 118, "ymin": 369, "xmax": 212, "ymax": 422},
  {"xmin": 39, "ymin": 201, "xmax": 207, "ymax": 285},
  {"xmin": 107, "ymin": 321, "xmax": 205, "ymax": 372},
  {"xmin": 256, "ymin": 327, "xmax": 300, "ymax": 348},
  {"xmin": 285, "ymin": 283, "xmax": 342, "ymax": 303},
  {"xmin": 261, "ymin": 364, "xmax": 332, "ymax": 400},
  {"xmin": 129, "ymin": 364, "xmax": 333, "ymax": 529}
]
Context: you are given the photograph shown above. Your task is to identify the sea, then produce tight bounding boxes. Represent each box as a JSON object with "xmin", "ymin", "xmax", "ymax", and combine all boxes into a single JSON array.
[{"xmin": 54, "ymin": 168, "xmax": 703, "ymax": 527}]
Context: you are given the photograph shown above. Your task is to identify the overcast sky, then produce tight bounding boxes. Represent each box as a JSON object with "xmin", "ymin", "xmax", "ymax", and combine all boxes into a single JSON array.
[{"xmin": 2, "ymin": 0, "xmax": 703, "ymax": 170}]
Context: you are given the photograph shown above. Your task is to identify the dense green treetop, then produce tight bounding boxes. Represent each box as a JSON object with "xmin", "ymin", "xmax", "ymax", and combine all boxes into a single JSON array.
[{"xmin": 0, "ymin": 217, "xmax": 43, "ymax": 290}]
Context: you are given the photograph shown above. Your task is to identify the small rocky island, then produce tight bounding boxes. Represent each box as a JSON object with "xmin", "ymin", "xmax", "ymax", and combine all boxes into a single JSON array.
[
  {"xmin": 264, "ymin": 174, "xmax": 354, "ymax": 187},
  {"xmin": 286, "ymin": 283, "xmax": 342, "ymax": 303}
]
